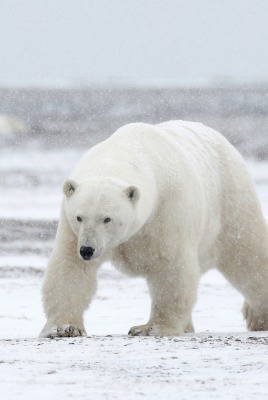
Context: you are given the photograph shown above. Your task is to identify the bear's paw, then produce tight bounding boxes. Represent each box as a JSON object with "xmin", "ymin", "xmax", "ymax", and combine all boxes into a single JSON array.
[
  {"xmin": 128, "ymin": 323, "xmax": 185, "ymax": 337},
  {"xmin": 40, "ymin": 324, "xmax": 86, "ymax": 339},
  {"xmin": 243, "ymin": 302, "xmax": 268, "ymax": 331}
]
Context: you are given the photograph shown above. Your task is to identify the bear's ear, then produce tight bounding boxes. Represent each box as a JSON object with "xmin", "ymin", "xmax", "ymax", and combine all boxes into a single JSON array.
[
  {"xmin": 63, "ymin": 179, "xmax": 77, "ymax": 198},
  {"xmin": 124, "ymin": 186, "xmax": 140, "ymax": 204}
]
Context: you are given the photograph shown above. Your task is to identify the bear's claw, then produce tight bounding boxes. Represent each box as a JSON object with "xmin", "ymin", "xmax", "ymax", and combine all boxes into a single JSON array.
[
  {"xmin": 128, "ymin": 321, "xmax": 193, "ymax": 336},
  {"xmin": 128, "ymin": 325, "xmax": 154, "ymax": 336},
  {"xmin": 41, "ymin": 324, "xmax": 85, "ymax": 339}
]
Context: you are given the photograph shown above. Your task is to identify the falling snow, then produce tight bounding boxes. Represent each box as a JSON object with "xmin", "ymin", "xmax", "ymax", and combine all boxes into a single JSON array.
[{"xmin": 0, "ymin": 144, "xmax": 267, "ymax": 399}]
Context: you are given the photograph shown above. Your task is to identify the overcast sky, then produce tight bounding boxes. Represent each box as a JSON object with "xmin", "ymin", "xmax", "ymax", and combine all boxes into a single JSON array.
[{"xmin": 1, "ymin": 0, "xmax": 268, "ymax": 87}]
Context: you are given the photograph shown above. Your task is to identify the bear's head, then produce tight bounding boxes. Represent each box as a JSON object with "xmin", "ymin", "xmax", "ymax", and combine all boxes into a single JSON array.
[{"xmin": 63, "ymin": 177, "xmax": 142, "ymax": 261}]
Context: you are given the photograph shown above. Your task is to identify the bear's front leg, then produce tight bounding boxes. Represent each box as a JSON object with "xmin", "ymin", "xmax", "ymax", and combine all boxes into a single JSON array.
[
  {"xmin": 243, "ymin": 301, "xmax": 268, "ymax": 331},
  {"xmin": 40, "ymin": 260, "xmax": 98, "ymax": 338},
  {"xmin": 40, "ymin": 207, "xmax": 100, "ymax": 338},
  {"xmin": 129, "ymin": 250, "xmax": 200, "ymax": 336}
]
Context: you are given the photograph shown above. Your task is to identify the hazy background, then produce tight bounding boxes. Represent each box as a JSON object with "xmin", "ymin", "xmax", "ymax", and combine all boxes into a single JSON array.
[
  {"xmin": 1, "ymin": 0, "xmax": 268, "ymax": 87},
  {"xmin": 0, "ymin": 0, "xmax": 268, "ymax": 158}
]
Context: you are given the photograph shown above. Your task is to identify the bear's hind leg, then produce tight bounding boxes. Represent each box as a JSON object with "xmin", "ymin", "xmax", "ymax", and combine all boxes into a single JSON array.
[
  {"xmin": 184, "ymin": 317, "xmax": 195, "ymax": 333},
  {"xmin": 218, "ymin": 222, "xmax": 268, "ymax": 332},
  {"xmin": 242, "ymin": 301, "xmax": 268, "ymax": 331}
]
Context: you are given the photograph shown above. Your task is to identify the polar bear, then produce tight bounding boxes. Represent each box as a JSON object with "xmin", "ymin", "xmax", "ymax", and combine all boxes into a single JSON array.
[{"xmin": 40, "ymin": 120, "xmax": 268, "ymax": 338}]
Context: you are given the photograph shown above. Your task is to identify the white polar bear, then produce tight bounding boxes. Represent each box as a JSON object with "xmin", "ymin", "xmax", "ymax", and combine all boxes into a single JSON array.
[{"xmin": 40, "ymin": 121, "xmax": 268, "ymax": 338}]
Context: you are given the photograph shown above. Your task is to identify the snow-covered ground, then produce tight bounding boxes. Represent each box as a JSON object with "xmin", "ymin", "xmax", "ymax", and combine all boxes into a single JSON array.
[{"xmin": 0, "ymin": 148, "xmax": 267, "ymax": 399}]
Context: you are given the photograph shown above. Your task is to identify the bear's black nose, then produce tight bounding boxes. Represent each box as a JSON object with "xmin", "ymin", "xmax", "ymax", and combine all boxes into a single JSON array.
[{"xmin": 80, "ymin": 246, "xmax": 95, "ymax": 260}]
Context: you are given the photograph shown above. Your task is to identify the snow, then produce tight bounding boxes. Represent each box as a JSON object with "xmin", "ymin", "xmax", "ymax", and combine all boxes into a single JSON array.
[
  {"xmin": 0, "ymin": 148, "xmax": 267, "ymax": 399},
  {"xmin": 1, "ymin": 334, "xmax": 267, "ymax": 400}
]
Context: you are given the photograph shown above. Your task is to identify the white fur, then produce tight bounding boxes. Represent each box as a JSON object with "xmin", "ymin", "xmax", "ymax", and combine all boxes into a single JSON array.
[{"xmin": 40, "ymin": 120, "xmax": 268, "ymax": 337}]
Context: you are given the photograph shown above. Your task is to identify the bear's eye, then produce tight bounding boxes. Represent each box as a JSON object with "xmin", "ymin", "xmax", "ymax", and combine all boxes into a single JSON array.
[
  {"xmin": 103, "ymin": 217, "xmax": 111, "ymax": 224},
  {"xmin": 77, "ymin": 216, "xmax": 82, "ymax": 222}
]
